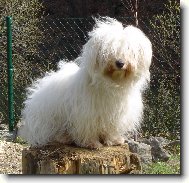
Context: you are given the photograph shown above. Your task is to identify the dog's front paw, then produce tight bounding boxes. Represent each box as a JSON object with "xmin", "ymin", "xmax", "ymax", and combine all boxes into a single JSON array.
[
  {"xmin": 81, "ymin": 141, "xmax": 103, "ymax": 149},
  {"xmin": 103, "ymin": 136, "xmax": 125, "ymax": 146},
  {"xmin": 103, "ymin": 139, "xmax": 113, "ymax": 146},
  {"xmin": 112, "ymin": 136, "xmax": 125, "ymax": 145},
  {"xmin": 54, "ymin": 132, "xmax": 73, "ymax": 145}
]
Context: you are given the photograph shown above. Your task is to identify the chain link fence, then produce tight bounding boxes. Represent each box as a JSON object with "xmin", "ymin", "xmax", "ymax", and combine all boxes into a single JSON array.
[{"xmin": 0, "ymin": 15, "xmax": 180, "ymax": 139}]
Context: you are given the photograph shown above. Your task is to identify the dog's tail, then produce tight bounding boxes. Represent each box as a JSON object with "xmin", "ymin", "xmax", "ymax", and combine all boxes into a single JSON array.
[{"xmin": 58, "ymin": 60, "xmax": 80, "ymax": 70}]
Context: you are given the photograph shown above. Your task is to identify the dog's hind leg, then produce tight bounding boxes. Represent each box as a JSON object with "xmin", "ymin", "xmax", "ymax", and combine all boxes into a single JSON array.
[
  {"xmin": 101, "ymin": 135, "xmax": 125, "ymax": 146},
  {"xmin": 76, "ymin": 139, "xmax": 103, "ymax": 149},
  {"xmin": 83, "ymin": 141, "xmax": 103, "ymax": 149},
  {"xmin": 54, "ymin": 131, "xmax": 73, "ymax": 145}
]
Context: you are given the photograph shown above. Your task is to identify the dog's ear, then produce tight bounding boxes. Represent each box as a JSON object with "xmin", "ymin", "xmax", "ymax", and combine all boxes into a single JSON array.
[
  {"xmin": 80, "ymin": 37, "xmax": 101, "ymax": 74},
  {"xmin": 94, "ymin": 61, "xmax": 99, "ymax": 71}
]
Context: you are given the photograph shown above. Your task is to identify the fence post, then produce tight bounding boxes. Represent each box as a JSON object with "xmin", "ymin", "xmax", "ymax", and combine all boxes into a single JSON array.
[{"xmin": 6, "ymin": 16, "xmax": 14, "ymax": 131}]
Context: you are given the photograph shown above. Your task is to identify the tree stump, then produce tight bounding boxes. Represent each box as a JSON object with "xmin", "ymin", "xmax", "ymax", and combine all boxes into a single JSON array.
[{"xmin": 22, "ymin": 143, "xmax": 142, "ymax": 174}]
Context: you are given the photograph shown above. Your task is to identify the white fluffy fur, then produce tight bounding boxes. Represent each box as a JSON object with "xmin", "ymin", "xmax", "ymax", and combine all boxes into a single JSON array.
[{"xmin": 18, "ymin": 17, "xmax": 152, "ymax": 149}]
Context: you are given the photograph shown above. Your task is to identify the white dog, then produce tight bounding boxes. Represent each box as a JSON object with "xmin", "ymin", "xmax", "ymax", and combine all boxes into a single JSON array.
[{"xmin": 18, "ymin": 17, "xmax": 152, "ymax": 149}]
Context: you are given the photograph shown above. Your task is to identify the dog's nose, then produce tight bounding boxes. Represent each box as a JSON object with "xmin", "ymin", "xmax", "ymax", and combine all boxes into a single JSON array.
[{"xmin": 115, "ymin": 60, "xmax": 124, "ymax": 69}]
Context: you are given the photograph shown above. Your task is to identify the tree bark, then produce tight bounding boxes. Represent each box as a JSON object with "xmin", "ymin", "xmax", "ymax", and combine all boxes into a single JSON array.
[{"xmin": 22, "ymin": 143, "xmax": 142, "ymax": 174}]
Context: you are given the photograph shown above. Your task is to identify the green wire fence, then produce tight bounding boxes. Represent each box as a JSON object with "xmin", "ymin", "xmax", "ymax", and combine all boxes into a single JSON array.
[
  {"xmin": 0, "ymin": 16, "xmax": 180, "ymax": 139},
  {"xmin": 6, "ymin": 16, "xmax": 14, "ymax": 132}
]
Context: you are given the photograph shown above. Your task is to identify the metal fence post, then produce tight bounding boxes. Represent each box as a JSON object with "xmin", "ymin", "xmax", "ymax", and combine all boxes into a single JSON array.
[{"xmin": 6, "ymin": 16, "xmax": 14, "ymax": 131}]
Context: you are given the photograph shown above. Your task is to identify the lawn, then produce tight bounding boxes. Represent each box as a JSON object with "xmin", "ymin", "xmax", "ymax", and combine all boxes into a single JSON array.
[{"xmin": 143, "ymin": 145, "xmax": 180, "ymax": 174}]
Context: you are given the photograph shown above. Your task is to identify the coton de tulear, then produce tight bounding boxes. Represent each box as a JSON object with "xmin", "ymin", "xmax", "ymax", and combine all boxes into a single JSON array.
[{"xmin": 18, "ymin": 17, "xmax": 152, "ymax": 149}]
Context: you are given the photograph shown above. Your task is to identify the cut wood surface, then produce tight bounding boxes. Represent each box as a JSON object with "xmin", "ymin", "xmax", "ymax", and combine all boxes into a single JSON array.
[{"xmin": 22, "ymin": 143, "xmax": 142, "ymax": 174}]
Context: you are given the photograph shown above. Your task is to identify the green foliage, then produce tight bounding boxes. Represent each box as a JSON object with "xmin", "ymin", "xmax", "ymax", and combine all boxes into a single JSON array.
[
  {"xmin": 0, "ymin": 0, "xmax": 43, "ymax": 54},
  {"xmin": 143, "ymin": 77, "xmax": 180, "ymax": 139},
  {"xmin": 150, "ymin": 0, "xmax": 180, "ymax": 73},
  {"xmin": 0, "ymin": 0, "xmax": 44, "ymax": 124},
  {"xmin": 0, "ymin": 0, "xmax": 44, "ymax": 79},
  {"xmin": 142, "ymin": 0, "xmax": 180, "ymax": 139}
]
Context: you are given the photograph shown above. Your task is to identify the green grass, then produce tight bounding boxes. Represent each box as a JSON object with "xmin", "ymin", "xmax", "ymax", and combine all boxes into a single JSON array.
[
  {"xmin": 14, "ymin": 136, "xmax": 28, "ymax": 145},
  {"xmin": 143, "ymin": 145, "xmax": 180, "ymax": 174}
]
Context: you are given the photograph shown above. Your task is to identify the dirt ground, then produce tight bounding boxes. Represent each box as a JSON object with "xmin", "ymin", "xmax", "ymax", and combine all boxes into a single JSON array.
[{"xmin": 0, "ymin": 124, "xmax": 29, "ymax": 174}]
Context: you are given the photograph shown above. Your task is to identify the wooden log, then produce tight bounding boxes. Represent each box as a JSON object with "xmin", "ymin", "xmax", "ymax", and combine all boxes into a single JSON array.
[{"xmin": 22, "ymin": 143, "xmax": 142, "ymax": 174}]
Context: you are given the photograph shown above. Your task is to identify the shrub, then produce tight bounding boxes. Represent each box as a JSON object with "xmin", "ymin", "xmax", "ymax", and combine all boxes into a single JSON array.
[
  {"xmin": 142, "ymin": 0, "xmax": 180, "ymax": 139},
  {"xmin": 0, "ymin": 0, "xmax": 44, "ymax": 124}
]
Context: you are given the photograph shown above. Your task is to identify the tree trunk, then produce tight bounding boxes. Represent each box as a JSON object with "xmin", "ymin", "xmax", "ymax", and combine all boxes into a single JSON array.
[{"xmin": 22, "ymin": 143, "xmax": 142, "ymax": 174}]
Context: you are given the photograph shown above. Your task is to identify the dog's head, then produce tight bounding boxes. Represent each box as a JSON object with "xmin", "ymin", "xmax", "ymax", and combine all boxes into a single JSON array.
[{"xmin": 80, "ymin": 17, "xmax": 152, "ymax": 85}]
